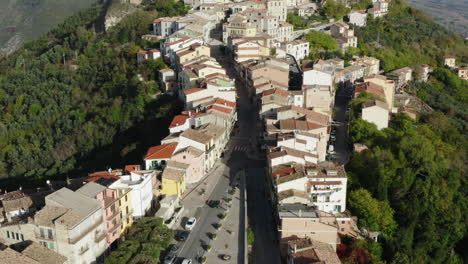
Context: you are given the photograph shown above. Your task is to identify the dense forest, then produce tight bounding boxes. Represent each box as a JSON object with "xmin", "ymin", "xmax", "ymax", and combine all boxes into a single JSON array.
[
  {"xmin": 0, "ymin": 1, "xmax": 187, "ymax": 188},
  {"xmin": 344, "ymin": 0, "xmax": 467, "ymax": 263}
]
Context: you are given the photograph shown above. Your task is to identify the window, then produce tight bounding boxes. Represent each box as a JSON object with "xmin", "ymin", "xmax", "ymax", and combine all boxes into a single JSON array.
[
  {"xmin": 125, "ymin": 195, "xmax": 128, "ymax": 202},
  {"xmin": 15, "ymin": 233, "xmax": 19, "ymax": 240},
  {"xmin": 48, "ymin": 229, "xmax": 53, "ymax": 240},
  {"xmin": 126, "ymin": 206, "xmax": 129, "ymax": 215},
  {"xmin": 342, "ymin": 221, "xmax": 345, "ymax": 224},
  {"xmin": 6, "ymin": 231, "xmax": 10, "ymax": 239},
  {"xmin": 341, "ymin": 228, "xmax": 345, "ymax": 232},
  {"xmin": 49, "ymin": 242, "xmax": 54, "ymax": 249},
  {"xmin": 40, "ymin": 241, "xmax": 47, "ymax": 247},
  {"xmin": 40, "ymin": 228, "xmax": 45, "ymax": 238},
  {"xmin": 21, "ymin": 234, "xmax": 24, "ymax": 241}
]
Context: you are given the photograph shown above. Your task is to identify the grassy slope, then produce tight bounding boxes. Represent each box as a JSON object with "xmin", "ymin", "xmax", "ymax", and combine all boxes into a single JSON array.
[{"xmin": 0, "ymin": 0, "xmax": 95, "ymax": 55}]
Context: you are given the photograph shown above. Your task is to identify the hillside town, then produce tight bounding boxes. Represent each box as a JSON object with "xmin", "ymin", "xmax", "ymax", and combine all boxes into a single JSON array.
[{"xmin": 0, "ymin": 0, "xmax": 466, "ymax": 263}]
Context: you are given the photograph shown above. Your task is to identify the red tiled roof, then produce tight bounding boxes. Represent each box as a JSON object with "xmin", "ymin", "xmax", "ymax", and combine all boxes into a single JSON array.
[
  {"xmin": 208, "ymin": 105, "xmax": 233, "ymax": 114},
  {"xmin": 354, "ymin": 82, "xmax": 385, "ymax": 97},
  {"xmin": 184, "ymin": 88, "xmax": 206, "ymax": 95},
  {"xmin": 85, "ymin": 174, "xmax": 120, "ymax": 183},
  {"xmin": 145, "ymin": 143, "xmax": 178, "ymax": 160},
  {"xmin": 272, "ymin": 167, "xmax": 295, "ymax": 177},
  {"xmin": 443, "ymin": 56, "xmax": 455, "ymax": 59},
  {"xmin": 125, "ymin": 165, "xmax": 140, "ymax": 173},
  {"xmin": 166, "ymin": 36, "xmax": 192, "ymax": 47},
  {"xmin": 138, "ymin": 50, "xmax": 147, "ymax": 55},
  {"xmin": 149, "ymin": 49, "xmax": 160, "ymax": 52},
  {"xmin": 262, "ymin": 88, "xmax": 289, "ymax": 97},
  {"xmin": 214, "ymin": 98, "xmax": 236, "ymax": 108},
  {"xmin": 170, "ymin": 115, "xmax": 189, "ymax": 128}
]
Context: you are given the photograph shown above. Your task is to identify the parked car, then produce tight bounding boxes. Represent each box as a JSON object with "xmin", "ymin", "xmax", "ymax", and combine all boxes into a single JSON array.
[
  {"xmin": 220, "ymin": 254, "xmax": 232, "ymax": 261},
  {"xmin": 206, "ymin": 200, "xmax": 220, "ymax": 208},
  {"xmin": 175, "ymin": 230, "xmax": 189, "ymax": 241},
  {"xmin": 163, "ymin": 253, "xmax": 176, "ymax": 264},
  {"xmin": 167, "ymin": 244, "xmax": 178, "ymax": 255},
  {"xmin": 330, "ymin": 135, "xmax": 336, "ymax": 141},
  {"xmin": 328, "ymin": 145, "xmax": 335, "ymax": 154},
  {"xmin": 185, "ymin": 217, "xmax": 197, "ymax": 231},
  {"xmin": 181, "ymin": 259, "xmax": 192, "ymax": 264}
]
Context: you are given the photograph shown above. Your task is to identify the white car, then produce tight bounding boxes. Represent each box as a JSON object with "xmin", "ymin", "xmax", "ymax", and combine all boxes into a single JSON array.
[
  {"xmin": 181, "ymin": 259, "xmax": 192, "ymax": 264},
  {"xmin": 185, "ymin": 217, "xmax": 197, "ymax": 231},
  {"xmin": 328, "ymin": 145, "xmax": 335, "ymax": 154}
]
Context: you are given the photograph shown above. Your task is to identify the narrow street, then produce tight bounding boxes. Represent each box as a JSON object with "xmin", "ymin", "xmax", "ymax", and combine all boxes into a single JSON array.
[
  {"xmin": 332, "ymin": 86, "xmax": 353, "ymax": 165},
  {"xmin": 211, "ymin": 45, "xmax": 281, "ymax": 264}
]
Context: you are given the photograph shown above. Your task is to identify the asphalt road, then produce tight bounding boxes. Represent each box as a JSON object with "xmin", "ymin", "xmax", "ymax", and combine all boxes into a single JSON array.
[
  {"xmin": 330, "ymin": 85, "xmax": 353, "ymax": 165},
  {"xmin": 211, "ymin": 45, "xmax": 281, "ymax": 264}
]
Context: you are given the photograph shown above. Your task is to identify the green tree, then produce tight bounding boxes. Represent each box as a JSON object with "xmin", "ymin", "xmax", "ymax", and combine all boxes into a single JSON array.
[
  {"xmin": 304, "ymin": 31, "xmax": 338, "ymax": 54},
  {"xmin": 323, "ymin": 0, "xmax": 350, "ymax": 20},
  {"xmin": 348, "ymin": 189, "xmax": 397, "ymax": 237}
]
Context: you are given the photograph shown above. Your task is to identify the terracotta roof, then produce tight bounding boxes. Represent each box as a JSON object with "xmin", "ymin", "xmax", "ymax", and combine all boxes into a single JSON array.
[
  {"xmin": 184, "ymin": 88, "xmax": 206, "ymax": 95},
  {"xmin": 354, "ymin": 82, "xmax": 386, "ymax": 97},
  {"xmin": 279, "ymin": 119, "xmax": 324, "ymax": 131},
  {"xmin": 125, "ymin": 165, "xmax": 141, "ymax": 173},
  {"xmin": 145, "ymin": 143, "xmax": 178, "ymax": 160},
  {"xmin": 170, "ymin": 115, "xmax": 190, "ymax": 128},
  {"xmin": 180, "ymin": 128, "xmax": 212, "ymax": 144},
  {"xmin": 443, "ymin": 56, "xmax": 455, "ymax": 59},
  {"xmin": 214, "ymin": 98, "xmax": 236, "ymax": 108},
  {"xmin": 262, "ymin": 88, "xmax": 289, "ymax": 97},
  {"xmin": 272, "ymin": 167, "xmax": 296, "ymax": 178},
  {"xmin": 149, "ymin": 49, "xmax": 160, "ymax": 52},
  {"xmin": 208, "ymin": 105, "xmax": 234, "ymax": 114}
]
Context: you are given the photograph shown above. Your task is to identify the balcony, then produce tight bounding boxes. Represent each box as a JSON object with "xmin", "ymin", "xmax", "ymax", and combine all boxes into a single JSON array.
[
  {"xmin": 95, "ymin": 231, "xmax": 106, "ymax": 243},
  {"xmin": 313, "ymin": 200, "xmax": 342, "ymax": 204},
  {"xmin": 107, "ymin": 222, "xmax": 122, "ymax": 234},
  {"xmin": 68, "ymin": 220, "xmax": 102, "ymax": 244},
  {"xmin": 79, "ymin": 245, "xmax": 89, "ymax": 255},
  {"xmin": 106, "ymin": 209, "xmax": 120, "ymax": 221}
]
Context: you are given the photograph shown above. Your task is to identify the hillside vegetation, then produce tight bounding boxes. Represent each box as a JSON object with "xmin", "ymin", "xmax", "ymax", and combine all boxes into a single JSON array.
[
  {"xmin": 0, "ymin": 2, "xmax": 186, "ymax": 187},
  {"xmin": 0, "ymin": 0, "xmax": 96, "ymax": 56}
]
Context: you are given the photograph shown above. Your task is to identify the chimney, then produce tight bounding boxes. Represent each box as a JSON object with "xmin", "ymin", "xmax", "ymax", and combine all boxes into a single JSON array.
[
  {"xmin": 188, "ymin": 111, "xmax": 192, "ymax": 117},
  {"xmin": 294, "ymin": 244, "xmax": 297, "ymax": 253},
  {"xmin": 108, "ymin": 168, "xmax": 112, "ymax": 173}
]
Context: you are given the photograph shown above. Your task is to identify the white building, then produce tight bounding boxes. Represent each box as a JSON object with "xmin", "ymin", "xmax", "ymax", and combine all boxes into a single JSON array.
[
  {"xmin": 109, "ymin": 170, "xmax": 156, "ymax": 219},
  {"xmin": 362, "ymin": 100, "xmax": 389, "ymax": 130},
  {"xmin": 307, "ymin": 163, "xmax": 347, "ymax": 213},
  {"xmin": 348, "ymin": 10, "xmax": 367, "ymax": 27},
  {"xmin": 278, "ymin": 40, "xmax": 310, "ymax": 61},
  {"xmin": 153, "ymin": 17, "xmax": 181, "ymax": 37},
  {"xmin": 303, "ymin": 69, "xmax": 333, "ymax": 86}
]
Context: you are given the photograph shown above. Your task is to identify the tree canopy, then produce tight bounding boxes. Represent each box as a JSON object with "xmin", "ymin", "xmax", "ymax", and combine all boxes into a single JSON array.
[
  {"xmin": 105, "ymin": 217, "xmax": 174, "ymax": 264},
  {"xmin": 0, "ymin": 2, "xmax": 184, "ymax": 188},
  {"xmin": 323, "ymin": 0, "xmax": 350, "ymax": 20},
  {"xmin": 346, "ymin": 113, "xmax": 467, "ymax": 263}
]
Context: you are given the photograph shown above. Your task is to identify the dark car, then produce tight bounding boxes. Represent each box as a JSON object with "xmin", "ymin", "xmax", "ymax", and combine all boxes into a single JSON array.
[
  {"xmin": 175, "ymin": 230, "xmax": 189, "ymax": 241},
  {"xmin": 206, "ymin": 200, "xmax": 220, "ymax": 208},
  {"xmin": 167, "ymin": 244, "xmax": 179, "ymax": 254},
  {"xmin": 163, "ymin": 252, "xmax": 176, "ymax": 264}
]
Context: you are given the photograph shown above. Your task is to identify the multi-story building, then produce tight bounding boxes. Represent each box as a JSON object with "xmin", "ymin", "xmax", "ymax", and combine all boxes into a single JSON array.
[
  {"xmin": 153, "ymin": 17, "xmax": 182, "ymax": 37},
  {"xmin": 266, "ymin": 0, "xmax": 287, "ymax": 21},
  {"xmin": 348, "ymin": 10, "xmax": 367, "ymax": 27},
  {"xmin": 85, "ymin": 171, "xmax": 134, "ymax": 236},
  {"xmin": 76, "ymin": 182, "xmax": 121, "ymax": 247},
  {"xmin": 368, "ymin": 1, "xmax": 389, "ymax": 17},
  {"xmin": 278, "ymin": 204, "xmax": 340, "ymax": 250},
  {"xmin": 144, "ymin": 142, "xmax": 178, "ymax": 170},
  {"xmin": 0, "ymin": 188, "xmax": 107, "ymax": 264},
  {"xmin": 302, "ymin": 85, "xmax": 334, "ymax": 115},
  {"xmin": 330, "ymin": 22, "xmax": 358, "ymax": 52},
  {"xmin": 233, "ymin": 40, "xmax": 270, "ymax": 62},
  {"xmin": 458, "ymin": 67, "xmax": 468, "ymax": 80},
  {"xmin": 278, "ymin": 40, "xmax": 310, "ymax": 61},
  {"xmin": 109, "ymin": 170, "xmax": 157, "ymax": 220},
  {"xmin": 443, "ymin": 56, "xmax": 456, "ymax": 68}
]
